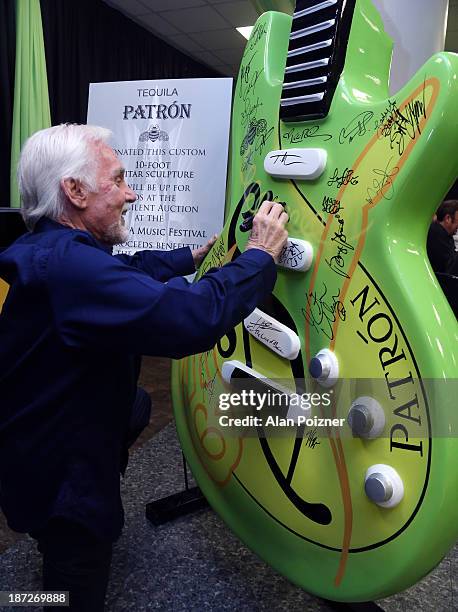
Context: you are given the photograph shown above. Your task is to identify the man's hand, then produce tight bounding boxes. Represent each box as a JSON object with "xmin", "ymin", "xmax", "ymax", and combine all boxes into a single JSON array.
[
  {"xmin": 245, "ymin": 201, "xmax": 288, "ymax": 263},
  {"xmin": 192, "ymin": 234, "xmax": 218, "ymax": 269}
]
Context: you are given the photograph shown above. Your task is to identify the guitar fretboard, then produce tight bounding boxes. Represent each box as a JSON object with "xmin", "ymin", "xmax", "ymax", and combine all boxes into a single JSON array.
[{"xmin": 280, "ymin": 0, "xmax": 356, "ymax": 122}]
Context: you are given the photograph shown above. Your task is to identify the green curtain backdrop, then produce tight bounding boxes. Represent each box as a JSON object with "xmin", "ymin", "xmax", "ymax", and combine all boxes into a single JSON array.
[
  {"xmin": 10, "ymin": 0, "xmax": 51, "ymax": 207},
  {"xmin": 0, "ymin": 0, "xmax": 16, "ymax": 207}
]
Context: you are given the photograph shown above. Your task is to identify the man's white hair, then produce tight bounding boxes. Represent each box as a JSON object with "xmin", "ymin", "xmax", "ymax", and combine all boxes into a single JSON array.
[{"xmin": 17, "ymin": 123, "xmax": 112, "ymax": 230}]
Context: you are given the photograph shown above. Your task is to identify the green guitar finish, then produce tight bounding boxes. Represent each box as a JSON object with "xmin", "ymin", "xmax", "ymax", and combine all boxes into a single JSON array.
[{"xmin": 171, "ymin": 0, "xmax": 458, "ymax": 601}]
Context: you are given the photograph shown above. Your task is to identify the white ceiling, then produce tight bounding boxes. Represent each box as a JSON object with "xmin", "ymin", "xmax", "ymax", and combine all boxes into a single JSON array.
[
  {"xmin": 103, "ymin": 0, "xmax": 259, "ymax": 77},
  {"xmin": 103, "ymin": 0, "xmax": 458, "ymax": 78}
]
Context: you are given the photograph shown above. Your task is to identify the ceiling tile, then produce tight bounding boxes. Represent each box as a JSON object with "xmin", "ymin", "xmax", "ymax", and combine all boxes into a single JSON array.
[
  {"xmin": 141, "ymin": 0, "xmax": 206, "ymax": 10},
  {"xmin": 189, "ymin": 49, "xmax": 224, "ymax": 64},
  {"xmin": 147, "ymin": 0, "xmax": 208, "ymax": 11},
  {"xmin": 188, "ymin": 28, "xmax": 246, "ymax": 50},
  {"xmin": 105, "ymin": 0, "xmax": 149, "ymax": 16},
  {"xmin": 212, "ymin": 47, "xmax": 244, "ymax": 65},
  {"xmin": 138, "ymin": 12, "xmax": 181, "ymax": 36},
  {"xmin": 161, "ymin": 6, "xmax": 230, "ymax": 32},
  {"xmin": 168, "ymin": 34, "xmax": 205, "ymax": 53},
  {"xmin": 213, "ymin": 1, "xmax": 259, "ymax": 27}
]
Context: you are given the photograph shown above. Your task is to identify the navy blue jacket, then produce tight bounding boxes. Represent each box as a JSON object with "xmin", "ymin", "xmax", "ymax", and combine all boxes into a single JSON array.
[{"xmin": 0, "ymin": 218, "xmax": 276, "ymax": 541}]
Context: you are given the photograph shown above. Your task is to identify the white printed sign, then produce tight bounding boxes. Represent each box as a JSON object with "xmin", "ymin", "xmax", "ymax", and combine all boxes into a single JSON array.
[{"xmin": 87, "ymin": 78, "xmax": 232, "ymax": 254}]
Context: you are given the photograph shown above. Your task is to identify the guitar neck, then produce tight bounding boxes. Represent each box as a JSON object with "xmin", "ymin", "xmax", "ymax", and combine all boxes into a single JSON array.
[{"xmin": 280, "ymin": 0, "xmax": 356, "ymax": 122}]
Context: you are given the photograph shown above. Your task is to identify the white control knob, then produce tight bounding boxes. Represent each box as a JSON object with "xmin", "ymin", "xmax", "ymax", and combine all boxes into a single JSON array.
[
  {"xmin": 278, "ymin": 239, "xmax": 314, "ymax": 272},
  {"xmin": 309, "ymin": 348, "xmax": 339, "ymax": 387},
  {"xmin": 264, "ymin": 148, "xmax": 327, "ymax": 180},
  {"xmin": 347, "ymin": 396, "xmax": 385, "ymax": 439},
  {"xmin": 364, "ymin": 464, "xmax": 404, "ymax": 508}
]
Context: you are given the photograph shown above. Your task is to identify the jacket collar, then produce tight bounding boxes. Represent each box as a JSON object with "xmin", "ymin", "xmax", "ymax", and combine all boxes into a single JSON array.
[
  {"xmin": 34, "ymin": 218, "xmax": 113, "ymax": 253},
  {"xmin": 34, "ymin": 217, "xmax": 70, "ymax": 233}
]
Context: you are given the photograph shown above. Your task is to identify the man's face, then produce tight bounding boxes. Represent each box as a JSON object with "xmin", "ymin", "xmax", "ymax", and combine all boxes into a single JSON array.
[
  {"xmin": 84, "ymin": 144, "xmax": 136, "ymax": 245},
  {"xmin": 443, "ymin": 211, "xmax": 458, "ymax": 236}
]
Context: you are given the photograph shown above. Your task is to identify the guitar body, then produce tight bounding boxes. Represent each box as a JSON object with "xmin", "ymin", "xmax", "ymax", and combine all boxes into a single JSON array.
[{"xmin": 172, "ymin": 0, "xmax": 458, "ymax": 601}]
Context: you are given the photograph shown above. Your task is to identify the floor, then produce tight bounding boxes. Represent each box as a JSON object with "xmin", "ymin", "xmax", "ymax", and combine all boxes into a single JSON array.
[{"xmin": 0, "ymin": 356, "xmax": 173, "ymax": 554}]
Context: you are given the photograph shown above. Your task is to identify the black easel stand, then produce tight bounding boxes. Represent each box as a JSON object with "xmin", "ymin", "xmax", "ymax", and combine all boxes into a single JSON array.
[
  {"xmin": 145, "ymin": 452, "xmax": 209, "ymax": 526},
  {"xmin": 324, "ymin": 600, "xmax": 384, "ymax": 611}
]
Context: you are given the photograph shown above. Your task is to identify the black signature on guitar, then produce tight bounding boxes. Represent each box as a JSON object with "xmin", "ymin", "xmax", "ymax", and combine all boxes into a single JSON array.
[
  {"xmin": 325, "ymin": 216, "xmax": 354, "ymax": 279},
  {"xmin": 339, "ymin": 111, "xmax": 374, "ymax": 144},
  {"xmin": 200, "ymin": 240, "xmax": 226, "ymax": 275},
  {"xmin": 248, "ymin": 21, "xmax": 268, "ymax": 51},
  {"xmin": 322, "ymin": 196, "xmax": 343, "ymax": 214},
  {"xmin": 239, "ymin": 51, "xmax": 264, "ymax": 102},
  {"xmin": 199, "ymin": 351, "xmax": 217, "ymax": 400},
  {"xmin": 203, "ymin": 372, "xmax": 217, "ymax": 400},
  {"xmin": 240, "ymin": 118, "xmax": 274, "ymax": 157},
  {"xmin": 376, "ymin": 81, "xmax": 427, "ymax": 155},
  {"xmin": 254, "ymin": 126, "xmax": 275, "ymax": 155},
  {"xmin": 268, "ymin": 152, "xmax": 305, "ymax": 166},
  {"xmin": 302, "ymin": 283, "xmax": 346, "ymax": 341},
  {"xmin": 305, "ymin": 428, "xmax": 321, "ymax": 449},
  {"xmin": 245, "ymin": 318, "xmax": 283, "ymax": 353},
  {"xmin": 241, "ymin": 150, "xmax": 255, "ymax": 173},
  {"xmin": 327, "ymin": 167, "xmax": 359, "ymax": 188},
  {"xmin": 283, "ymin": 125, "xmax": 332, "ymax": 143},
  {"xmin": 279, "ymin": 241, "xmax": 305, "ymax": 268},
  {"xmin": 241, "ymin": 97, "xmax": 263, "ymax": 128},
  {"xmin": 366, "ymin": 157, "xmax": 400, "ymax": 205}
]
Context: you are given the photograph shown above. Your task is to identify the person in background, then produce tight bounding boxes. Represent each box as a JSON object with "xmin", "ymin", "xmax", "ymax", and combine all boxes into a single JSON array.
[
  {"xmin": 0, "ymin": 124, "xmax": 288, "ymax": 611},
  {"xmin": 427, "ymin": 200, "xmax": 458, "ymax": 276}
]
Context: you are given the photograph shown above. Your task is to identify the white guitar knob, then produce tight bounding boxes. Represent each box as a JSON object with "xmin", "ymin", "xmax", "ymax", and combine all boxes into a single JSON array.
[
  {"xmin": 347, "ymin": 396, "xmax": 385, "ymax": 439},
  {"xmin": 264, "ymin": 148, "xmax": 327, "ymax": 180},
  {"xmin": 309, "ymin": 348, "xmax": 339, "ymax": 387},
  {"xmin": 278, "ymin": 238, "xmax": 314, "ymax": 272},
  {"xmin": 364, "ymin": 464, "xmax": 404, "ymax": 508}
]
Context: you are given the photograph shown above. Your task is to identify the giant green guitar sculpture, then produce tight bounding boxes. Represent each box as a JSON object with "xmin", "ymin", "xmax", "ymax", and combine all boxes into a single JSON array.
[{"xmin": 171, "ymin": 0, "xmax": 458, "ymax": 601}]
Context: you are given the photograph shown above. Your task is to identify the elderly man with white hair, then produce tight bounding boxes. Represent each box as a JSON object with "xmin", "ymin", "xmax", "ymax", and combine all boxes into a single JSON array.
[{"xmin": 0, "ymin": 123, "xmax": 288, "ymax": 611}]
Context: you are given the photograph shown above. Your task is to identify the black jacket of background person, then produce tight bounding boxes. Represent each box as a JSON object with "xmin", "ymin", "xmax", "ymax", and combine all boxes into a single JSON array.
[{"xmin": 427, "ymin": 221, "xmax": 458, "ymax": 276}]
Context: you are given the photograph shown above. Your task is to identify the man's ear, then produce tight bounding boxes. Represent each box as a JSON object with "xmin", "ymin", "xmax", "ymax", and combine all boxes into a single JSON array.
[{"xmin": 61, "ymin": 178, "xmax": 88, "ymax": 210}]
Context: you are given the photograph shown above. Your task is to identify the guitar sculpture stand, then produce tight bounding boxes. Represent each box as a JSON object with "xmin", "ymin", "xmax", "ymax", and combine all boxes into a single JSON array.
[
  {"xmin": 145, "ymin": 452, "xmax": 209, "ymax": 526},
  {"xmin": 171, "ymin": 0, "xmax": 458, "ymax": 603},
  {"xmin": 327, "ymin": 602, "xmax": 383, "ymax": 612}
]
